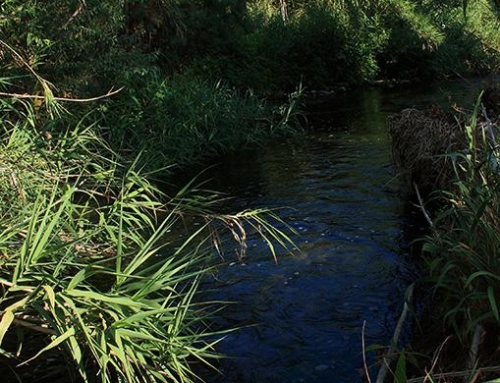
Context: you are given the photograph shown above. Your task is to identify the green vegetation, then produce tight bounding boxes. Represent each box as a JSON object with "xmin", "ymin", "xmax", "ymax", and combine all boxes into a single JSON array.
[
  {"xmin": 2, "ymin": 0, "xmax": 500, "ymax": 97},
  {"xmin": 386, "ymin": 94, "xmax": 500, "ymax": 382},
  {"xmin": 98, "ymin": 74, "xmax": 300, "ymax": 170},
  {"xmin": 0, "ymin": 96, "xmax": 296, "ymax": 382},
  {"xmin": 2, "ymin": 0, "xmax": 500, "ymax": 382},
  {"xmin": 0, "ymin": 2, "xmax": 301, "ymax": 380},
  {"xmin": 422, "ymin": 98, "xmax": 500, "ymax": 341},
  {"xmin": 180, "ymin": 0, "xmax": 500, "ymax": 91},
  {"xmin": 415, "ymin": 97, "xmax": 500, "ymax": 381}
]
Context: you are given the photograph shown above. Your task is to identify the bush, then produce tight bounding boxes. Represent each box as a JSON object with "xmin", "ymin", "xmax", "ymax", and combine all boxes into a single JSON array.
[
  {"xmin": 187, "ymin": 4, "xmax": 381, "ymax": 91},
  {"xmin": 95, "ymin": 74, "xmax": 301, "ymax": 170}
]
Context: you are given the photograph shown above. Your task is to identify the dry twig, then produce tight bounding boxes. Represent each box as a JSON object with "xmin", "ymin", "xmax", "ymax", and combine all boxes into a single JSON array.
[
  {"xmin": 0, "ymin": 87, "xmax": 124, "ymax": 103},
  {"xmin": 362, "ymin": 321, "xmax": 373, "ymax": 383},
  {"xmin": 375, "ymin": 288, "xmax": 413, "ymax": 383}
]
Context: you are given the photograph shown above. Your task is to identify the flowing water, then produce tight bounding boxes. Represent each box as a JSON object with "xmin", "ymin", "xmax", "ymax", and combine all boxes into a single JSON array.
[{"xmin": 197, "ymin": 80, "xmax": 483, "ymax": 383}]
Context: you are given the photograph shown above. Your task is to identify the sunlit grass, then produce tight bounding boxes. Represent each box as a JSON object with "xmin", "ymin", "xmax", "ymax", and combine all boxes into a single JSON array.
[{"xmin": 0, "ymin": 96, "xmax": 297, "ymax": 382}]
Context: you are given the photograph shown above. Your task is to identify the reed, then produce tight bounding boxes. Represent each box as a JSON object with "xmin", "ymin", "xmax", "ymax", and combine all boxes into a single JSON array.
[
  {"xmin": 388, "ymin": 93, "xmax": 500, "ymax": 382},
  {"xmin": 420, "ymin": 94, "xmax": 500, "ymax": 344},
  {"xmin": 0, "ymin": 92, "xmax": 296, "ymax": 382}
]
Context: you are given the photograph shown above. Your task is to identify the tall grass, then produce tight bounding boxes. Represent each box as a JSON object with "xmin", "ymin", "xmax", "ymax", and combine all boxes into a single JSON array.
[
  {"xmin": 0, "ymin": 96, "xmax": 296, "ymax": 382},
  {"xmin": 421, "ymin": 95, "xmax": 500, "ymax": 342},
  {"xmin": 393, "ymin": 94, "xmax": 500, "ymax": 382}
]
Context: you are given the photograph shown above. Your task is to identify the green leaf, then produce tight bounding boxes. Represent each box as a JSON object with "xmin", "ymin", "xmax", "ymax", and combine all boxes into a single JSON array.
[
  {"xmin": 0, "ymin": 310, "xmax": 15, "ymax": 346},
  {"xmin": 487, "ymin": 286, "xmax": 499, "ymax": 322},
  {"xmin": 116, "ymin": 328, "xmax": 163, "ymax": 342},
  {"xmin": 113, "ymin": 309, "xmax": 170, "ymax": 327},
  {"xmin": 67, "ymin": 268, "xmax": 92, "ymax": 291},
  {"xmin": 66, "ymin": 289, "xmax": 149, "ymax": 308},
  {"xmin": 466, "ymin": 270, "xmax": 500, "ymax": 286},
  {"xmin": 108, "ymin": 343, "xmax": 134, "ymax": 383},
  {"xmin": 17, "ymin": 327, "xmax": 76, "ymax": 367},
  {"xmin": 43, "ymin": 285, "xmax": 56, "ymax": 309},
  {"xmin": 394, "ymin": 351, "xmax": 407, "ymax": 383},
  {"xmin": 0, "ymin": 294, "xmax": 30, "ymax": 344}
]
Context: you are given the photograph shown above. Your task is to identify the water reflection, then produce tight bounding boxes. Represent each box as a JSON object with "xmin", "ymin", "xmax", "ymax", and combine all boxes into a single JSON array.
[{"xmin": 199, "ymin": 80, "xmax": 482, "ymax": 383}]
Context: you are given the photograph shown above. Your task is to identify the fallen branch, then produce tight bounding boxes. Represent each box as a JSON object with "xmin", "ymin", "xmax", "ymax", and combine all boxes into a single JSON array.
[
  {"xmin": 0, "ymin": 87, "xmax": 124, "ymax": 103},
  {"xmin": 413, "ymin": 182, "xmax": 434, "ymax": 229}
]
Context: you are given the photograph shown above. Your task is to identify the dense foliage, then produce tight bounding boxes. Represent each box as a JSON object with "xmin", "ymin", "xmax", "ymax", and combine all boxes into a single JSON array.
[
  {"xmin": 389, "ymin": 94, "xmax": 500, "ymax": 382},
  {"xmin": 0, "ymin": 97, "xmax": 296, "ymax": 383},
  {"xmin": 176, "ymin": 0, "xmax": 500, "ymax": 90},
  {"xmin": 2, "ymin": 0, "xmax": 500, "ymax": 382},
  {"xmin": 2, "ymin": 0, "xmax": 500, "ymax": 96},
  {"xmin": 0, "ymin": 1, "xmax": 300, "ymax": 382}
]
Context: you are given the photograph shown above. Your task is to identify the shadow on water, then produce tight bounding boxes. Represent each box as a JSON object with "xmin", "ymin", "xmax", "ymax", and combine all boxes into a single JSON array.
[{"xmin": 195, "ymin": 79, "xmax": 484, "ymax": 383}]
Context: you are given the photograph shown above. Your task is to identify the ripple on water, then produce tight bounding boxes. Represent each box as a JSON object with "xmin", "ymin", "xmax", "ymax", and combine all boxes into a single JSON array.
[{"xmin": 200, "ymin": 83, "xmax": 480, "ymax": 383}]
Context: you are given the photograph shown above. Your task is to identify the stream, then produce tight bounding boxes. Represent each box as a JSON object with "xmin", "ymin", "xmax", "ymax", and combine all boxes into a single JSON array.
[{"xmin": 197, "ymin": 79, "xmax": 483, "ymax": 383}]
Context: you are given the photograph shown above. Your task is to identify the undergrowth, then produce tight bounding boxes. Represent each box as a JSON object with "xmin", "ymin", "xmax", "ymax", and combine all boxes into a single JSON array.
[
  {"xmin": 0, "ymin": 75, "xmax": 297, "ymax": 383},
  {"xmin": 387, "ymin": 92, "xmax": 500, "ymax": 383}
]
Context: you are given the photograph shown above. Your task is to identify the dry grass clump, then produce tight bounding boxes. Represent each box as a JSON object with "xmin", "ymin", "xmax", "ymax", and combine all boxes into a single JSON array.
[{"xmin": 388, "ymin": 106, "xmax": 466, "ymax": 197}]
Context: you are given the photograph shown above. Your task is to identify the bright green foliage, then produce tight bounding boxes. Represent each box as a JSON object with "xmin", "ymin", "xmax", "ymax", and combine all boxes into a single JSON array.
[
  {"xmin": 0, "ymin": 98, "xmax": 296, "ymax": 382},
  {"xmin": 4, "ymin": 0, "xmax": 500, "ymax": 97},
  {"xmin": 175, "ymin": 0, "xmax": 500, "ymax": 89}
]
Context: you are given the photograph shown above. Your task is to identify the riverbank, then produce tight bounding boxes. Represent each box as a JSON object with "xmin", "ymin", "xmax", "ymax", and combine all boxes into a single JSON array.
[{"xmin": 388, "ymin": 91, "xmax": 500, "ymax": 383}]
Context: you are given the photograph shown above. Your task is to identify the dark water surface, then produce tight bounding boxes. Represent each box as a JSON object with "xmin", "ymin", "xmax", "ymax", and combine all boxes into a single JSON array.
[{"xmin": 198, "ymin": 80, "xmax": 483, "ymax": 383}]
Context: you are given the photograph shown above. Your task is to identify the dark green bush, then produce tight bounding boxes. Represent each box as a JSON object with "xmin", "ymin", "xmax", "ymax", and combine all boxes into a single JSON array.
[
  {"xmin": 187, "ymin": 6, "xmax": 379, "ymax": 92},
  {"xmin": 97, "ymin": 74, "xmax": 300, "ymax": 170}
]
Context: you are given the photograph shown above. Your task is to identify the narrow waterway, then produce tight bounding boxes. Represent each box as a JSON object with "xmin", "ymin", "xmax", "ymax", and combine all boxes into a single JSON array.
[{"xmin": 198, "ymin": 80, "xmax": 482, "ymax": 383}]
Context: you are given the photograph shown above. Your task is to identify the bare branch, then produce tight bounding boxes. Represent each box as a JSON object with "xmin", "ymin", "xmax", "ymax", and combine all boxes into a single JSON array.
[
  {"xmin": 0, "ymin": 87, "xmax": 124, "ymax": 103},
  {"xmin": 62, "ymin": 1, "xmax": 85, "ymax": 29},
  {"xmin": 0, "ymin": 39, "xmax": 56, "ymax": 91},
  {"xmin": 413, "ymin": 182, "xmax": 434, "ymax": 229}
]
